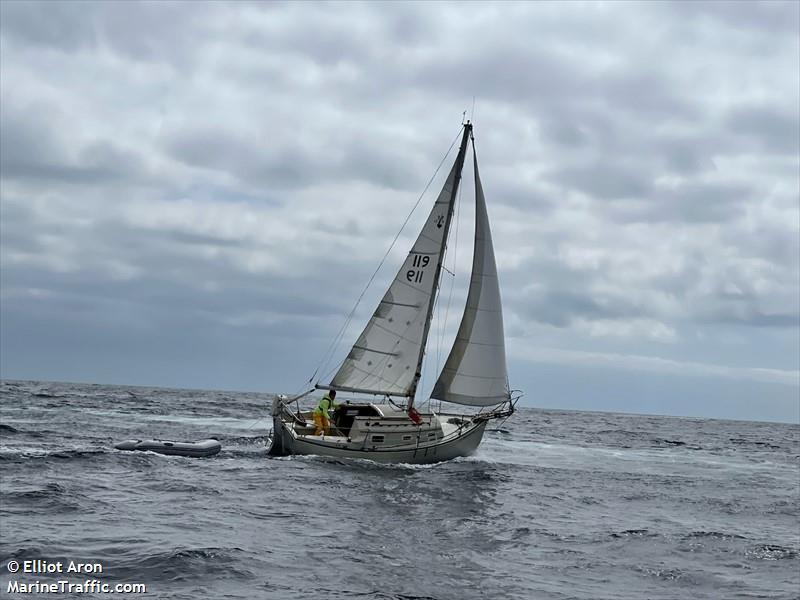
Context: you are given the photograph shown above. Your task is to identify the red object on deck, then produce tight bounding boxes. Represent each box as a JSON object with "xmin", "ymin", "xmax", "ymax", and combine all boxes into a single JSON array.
[{"xmin": 408, "ymin": 407, "xmax": 423, "ymax": 425}]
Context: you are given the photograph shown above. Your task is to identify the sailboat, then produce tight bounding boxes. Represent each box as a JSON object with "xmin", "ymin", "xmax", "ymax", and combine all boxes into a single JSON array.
[{"xmin": 268, "ymin": 122, "xmax": 518, "ymax": 464}]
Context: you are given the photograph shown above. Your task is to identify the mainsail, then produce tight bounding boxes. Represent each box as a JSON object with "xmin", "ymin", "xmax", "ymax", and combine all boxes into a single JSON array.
[
  {"xmin": 324, "ymin": 126, "xmax": 471, "ymax": 397},
  {"xmin": 431, "ymin": 144, "xmax": 510, "ymax": 406}
]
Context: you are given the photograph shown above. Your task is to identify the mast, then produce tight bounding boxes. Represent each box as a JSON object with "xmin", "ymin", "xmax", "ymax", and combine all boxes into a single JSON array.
[{"xmin": 408, "ymin": 121, "xmax": 472, "ymax": 409}]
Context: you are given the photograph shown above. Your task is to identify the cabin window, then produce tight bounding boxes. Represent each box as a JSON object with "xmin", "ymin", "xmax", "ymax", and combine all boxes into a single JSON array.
[
  {"xmin": 428, "ymin": 432, "xmax": 436, "ymax": 438},
  {"xmin": 371, "ymin": 435, "xmax": 384, "ymax": 443},
  {"xmin": 402, "ymin": 435, "xmax": 412, "ymax": 441}
]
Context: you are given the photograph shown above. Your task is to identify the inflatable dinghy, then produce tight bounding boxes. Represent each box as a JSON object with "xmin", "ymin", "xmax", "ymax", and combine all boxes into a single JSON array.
[{"xmin": 115, "ymin": 438, "xmax": 221, "ymax": 458}]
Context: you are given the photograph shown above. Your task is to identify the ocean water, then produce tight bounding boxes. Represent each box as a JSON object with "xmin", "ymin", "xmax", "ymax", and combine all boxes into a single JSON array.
[{"xmin": 0, "ymin": 379, "xmax": 797, "ymax": 600}]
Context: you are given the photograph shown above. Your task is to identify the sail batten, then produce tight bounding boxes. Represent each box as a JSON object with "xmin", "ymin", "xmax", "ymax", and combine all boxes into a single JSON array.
[
  {"xmin": 431, "ymin": 142, "xmax": 510, "ymax": 407},
  {"xmin": 352, "ymin": 345, "xmax": 400, "ymax": 357}
]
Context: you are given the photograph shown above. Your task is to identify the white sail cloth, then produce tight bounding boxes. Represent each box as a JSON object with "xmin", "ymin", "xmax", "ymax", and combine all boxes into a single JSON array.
[
  {"xmin": 327, "ymin": 147, "xmax": 467, "ymax": 396},
  {"xmin": 431, "ymin": 148, "xmax": 509, "ymax": 406}
]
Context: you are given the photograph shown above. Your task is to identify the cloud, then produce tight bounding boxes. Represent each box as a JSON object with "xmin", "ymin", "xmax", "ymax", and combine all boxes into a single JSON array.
[
  {"xmin": 550, "ymin": 162, "xmax": 654, "ymax": 201},
  {"xmin": 509, "ymin": 344, "xmax": 799, "ymax": 387},
  {"xmin": 725, "ymin": 103, "xmax": 800, "ymax": 155},
  {"xmin": 1, "ymin": 2, "xmax": 798, "ymax": 421},
  {"xmin": 667, "ymin": 0, "xmax": 800, "ymax": 36},
  {"xmin": 607, "ymin": 180, "xmax": 755, "ymax": 224}
]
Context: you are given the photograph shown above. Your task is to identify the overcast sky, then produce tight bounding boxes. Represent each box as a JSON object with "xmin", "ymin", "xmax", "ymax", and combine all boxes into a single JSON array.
[{"xmin": 1, "ymin": 1, "xmax": 798, "ymax": 422}]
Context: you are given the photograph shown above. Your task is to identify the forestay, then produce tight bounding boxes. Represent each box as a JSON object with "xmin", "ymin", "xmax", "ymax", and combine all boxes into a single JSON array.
[
  {"xmin": 431, "ymin": 146, "xmax": 510, "ymax": 406},
  {"xmin": 326, "ymin": 140, "xmax": 469, "ymax": 397}
]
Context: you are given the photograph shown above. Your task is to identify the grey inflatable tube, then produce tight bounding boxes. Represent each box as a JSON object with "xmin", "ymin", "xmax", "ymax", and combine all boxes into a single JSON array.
[{"xmin": 115, "ymin": 439, "xmax": 221, "ymax": 458}]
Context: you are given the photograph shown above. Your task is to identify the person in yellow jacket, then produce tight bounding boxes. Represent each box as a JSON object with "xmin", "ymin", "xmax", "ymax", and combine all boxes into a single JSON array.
[{"xmin": 313, "ymin": 390, "xmax": 340, "ymax": 435}]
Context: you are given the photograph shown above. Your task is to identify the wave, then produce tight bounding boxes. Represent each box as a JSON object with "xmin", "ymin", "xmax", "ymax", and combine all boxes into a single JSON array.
[
  {"xmin": 746, "ymin": 544, "xmax": 798, "ymax": 560},
  {"xmin": 0, "ymin": 446, "xmax": 50, "ymax": 460},
  {"xmin": 217, "ymin": 449, "xmax": 268, "ymax": 461},
  {"xmin": 766, "ymin": 499, "xmax": 800, "ymax": 516},
  {"xmin": 110, "ymin": 547, "xmax": 255, "ymax": 582},
  {"xmin": 50, "ymin": 449, "xmax": 108, "ymax": 460},
  {"xmin": 596, "ymin": 429, "xmax": 642, "ymax": 436},
  {"xmin": 2, "ymin": 483, "xmax": 83, "ymax": 513},
  {"xmin": 0, "ymin": 425, "xmax": 50, "ymax": 439},
  {"xmin": 652, "ymin": 438, "xmax": 687, "ymax": 446},
  {"xmin": 684, "ymin": 530, "xmax": 746, "ymax": 540},
  {"xmin": 142, "ymin": 481, "xmax": 223, "ymax": 495},
  {"xmin": 729, "ymin": 437, "xmax": 783, "ymax": 450},
  {"xmin": 610, "ymin": 528, "xmax": 658, "ymax": 538},
  {"xmin": 0, "ymin": 447, "xmax": 109, "ymax": 463},
  {"xmin": 5, "ymin": 482, "xmax": 68, "ymax": 499},
  {"xmin": 220, "ymin": 435, "xmax": 270, "ymax": 446},
  {"xmin": 31, "ymin": 391, "xmax": 61, "ymax": 398},
  {"xmin": 636, "ymin": 565, "xmax": 694, "ymax": 582},
  {"xmin": 0, "ymin": 545, "xmax": 49, "ymax": 564}
]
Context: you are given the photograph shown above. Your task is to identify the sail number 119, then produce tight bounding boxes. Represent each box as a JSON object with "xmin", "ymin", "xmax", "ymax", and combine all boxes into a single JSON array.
[{"xmin": 407, "ymin": 254, "xmax": 430, "ymax": 284}]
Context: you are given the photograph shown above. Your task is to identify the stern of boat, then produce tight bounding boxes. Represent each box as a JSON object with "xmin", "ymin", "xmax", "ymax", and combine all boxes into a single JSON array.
[{"xmin": 267, "ymin": 396, "xmax": 291, "ymax": 456}]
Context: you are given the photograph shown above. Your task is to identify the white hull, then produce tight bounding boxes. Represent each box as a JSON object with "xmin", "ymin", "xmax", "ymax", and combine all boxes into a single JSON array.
[{"xmin": 266, "ymin": 400, "xmax": 497, "ymax": 464}]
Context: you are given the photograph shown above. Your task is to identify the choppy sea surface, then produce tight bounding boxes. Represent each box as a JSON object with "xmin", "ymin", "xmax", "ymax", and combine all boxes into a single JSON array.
[{"xmin": 0, "ymin": 379, "xmax": 798, "ymax": 600}]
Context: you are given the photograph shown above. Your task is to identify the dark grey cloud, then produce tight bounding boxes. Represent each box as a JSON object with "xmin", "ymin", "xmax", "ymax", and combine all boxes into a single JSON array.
[
  {"xmin": 656, "ymin": 135, "xmax": 714, "ymax": 176},
  {"xmin": 550, "ymin": 161, "xmax": 654, "ymax": 201},
  {"xmin": 489, "ymin": 179, "xmax": 558, "ymax": 213},
  {"xmin": 163, "ymin": 125, "xmax": 425, "ymax": 192},
  {"xmin": 700, "ymin": 305, "xmax": 798, "ymax": 329},
  {"xmin": 606, "ymin": 181, "xmax": 754, "ymax": 224},
  {"xmin": 0, "ymin": 1, "xmax": 96, "ymax": 51},
  {"xmin": 520, "ymin": 288, "xmax": 646, "ymax": 329},
  {"xmin": 164, "ymin": 127, "xmax": 313, "ymax": 190},
  {"xmin": 725, "ymin": 104, "xmax": 800, "ymax": 155},
  {"xmin": 0, "ymin": 1, "xmax": 213, "ymax": 66},
  {"xmin": 0, "ymin": 101, "xmax": 148, "ymax": 184},
  {"xmin": 240, "ymin": 5, "xmax": 378, "ymax": 67},
  {"xmin": 666, "ymin": 0, "xmax": 800, "ymax": 35}
]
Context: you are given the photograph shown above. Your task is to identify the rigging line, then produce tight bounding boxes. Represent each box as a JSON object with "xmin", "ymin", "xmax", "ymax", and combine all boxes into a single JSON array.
[
  {"xmin": 308, "ymin": 126, "xmax": 464, "ymax": 386},
  {"xmin": 437, "ymin": 143, "xmax": 465, "ymax": 376},
  {"xmin": 435, "ymin": 143, "xmax": 467, "ymax": 379}
]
